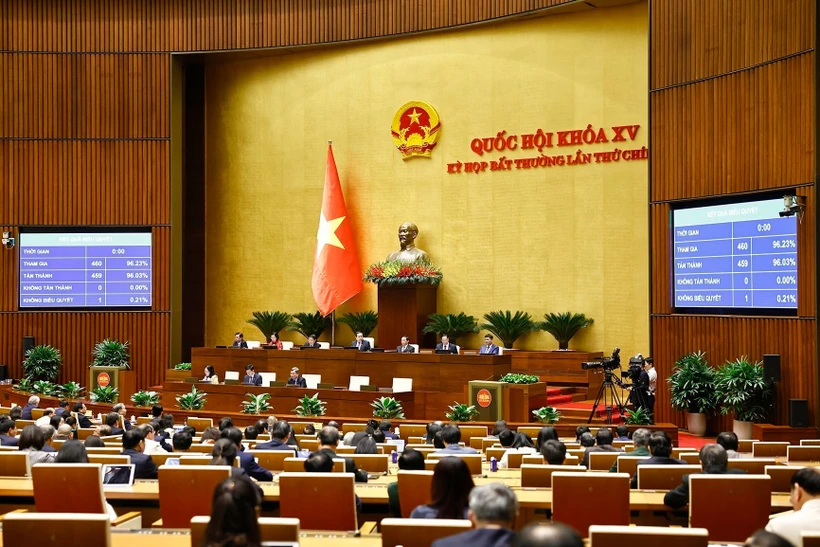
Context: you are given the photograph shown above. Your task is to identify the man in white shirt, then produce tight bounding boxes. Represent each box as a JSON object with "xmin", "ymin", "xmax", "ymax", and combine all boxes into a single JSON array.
[
  {"xmin": 34, "ymin": 408, "xmax": 55, "ymax": 427},
  {"xmin": 644, "ymin": 358, "xmax": 657, "ymax": 421},
  {"xmin": 139, "ymin": 424, "xmax": 166, "ymax": 455},
  {"xmin": 765, "ymin": 467, "xmax": 820, "ymax": 545}
]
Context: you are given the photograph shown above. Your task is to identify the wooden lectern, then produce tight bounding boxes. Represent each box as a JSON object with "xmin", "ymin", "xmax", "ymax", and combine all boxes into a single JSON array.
[
  {"xmin": 468, "ymin": 380, "xmax": 547, "ymax": 422},
  {"xmin": 88, "ymin": 366, "xmax": 135, "ymax": 404},
  {"xmin": 377, "ymin": 284, "xmax": 437, "ymax": 349}
]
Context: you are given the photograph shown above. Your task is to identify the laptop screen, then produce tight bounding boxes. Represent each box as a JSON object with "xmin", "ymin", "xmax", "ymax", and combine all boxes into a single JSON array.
[{"xmin": 101, "ymin": 464, "xmax": 136, "ymax": 485}]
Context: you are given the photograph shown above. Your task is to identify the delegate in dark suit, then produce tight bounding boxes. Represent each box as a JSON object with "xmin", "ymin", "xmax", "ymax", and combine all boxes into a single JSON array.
[
  {"xmin": 238, "ymin": 450, "xmax": 273, "ymax": 482},
  {"xmin": 351, "ymin": 339, "xmax": 371, "ymax": 351},
  {"xmin": 396, "ymin": 344, "xmax": 415, "ymax": 353},
  {"xmin": 664, "ymin": 468, "xmax": 746, "ymax": 509},
  {"xmin": 432, "ymin": 528, "xmax": 516, "ymax": 547},
  {"xmin": 232, "ymin": 340, "xmax": 248, "ymax": 348},
  {"xmin": 631, "ymin": 456, "xmax": 687, "ymax": 488},
  {"xmin": 317, "ymin": 448, "xmax": 368, "ymax": 483},
  {"xmin": 287, "ymin": 376, "xmax": 307, "ymax": 388},
  {"xmin": 77, "ymin": 414, "xmax": 95, "ymax": 429},
  {"xmin": 0, "ymin": 435, "xmax": 18, "ymax": 447},
  {"xmin": 435, "ymin": 342, "xmax": 458, "ymax": 354},
  {"xmin": 254, "ymin": 438, "xmax": 295, "ymax": 451},
  {"xmin": 243, "ymin": 374, "xmax": 263, "ymax": 386},
  {"xmin": 121, "ymin": 448, "xmax": 159, "ymax": 479},
  {"xmin": 21, "ymin": 403, "xmax": 37, "ymax": 420},
  {"xmin": 479, "ymin": 344, "xmax": 499, "ymax": 355}
]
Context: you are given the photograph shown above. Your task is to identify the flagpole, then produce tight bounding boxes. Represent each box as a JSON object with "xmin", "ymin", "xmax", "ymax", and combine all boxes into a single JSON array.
[{"xmin": 331, "ymin": 310, "xmax": 336, "ymax": 346}]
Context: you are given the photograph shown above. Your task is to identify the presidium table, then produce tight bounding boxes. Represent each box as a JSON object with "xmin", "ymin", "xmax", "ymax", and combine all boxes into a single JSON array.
[{"xmin": 178, "ymin": 347, "xmax": 543, "ymax": 421}]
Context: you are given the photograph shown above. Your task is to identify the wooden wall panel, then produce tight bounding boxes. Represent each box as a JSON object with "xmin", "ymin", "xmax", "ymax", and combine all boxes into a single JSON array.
[
  {"xmin": 651, "ymin": 53, "xmax": 814, "ymax": 202},
  {"xmin": 651, "ymin": 0, "xmax": 815, "ymax": 89},
  {"xmin": 652, "ymin": 316, "xmax": 817, "ymax": 431},
  {"xmin": 0, "ymin": 54, "xmax": 169, "ymax": 138},
  {"xmin": 0, "ymin": 140, "xmax": 169, "ymax": 225}
]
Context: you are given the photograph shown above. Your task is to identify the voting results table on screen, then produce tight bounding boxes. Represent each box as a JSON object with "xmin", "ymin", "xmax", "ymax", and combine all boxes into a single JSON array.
[
  {"xmin": 19, "ymin": 232, "xmax": 152, "ymax": 308},
  {"xmin": 673, "ymin": 200, "xmax": 797, "ymax": 309}
]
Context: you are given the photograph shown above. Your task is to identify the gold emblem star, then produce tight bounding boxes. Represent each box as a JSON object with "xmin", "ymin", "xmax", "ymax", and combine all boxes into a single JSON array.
[
  {"xmin": 407, "ymin": 109, "xmax": 422, "ymax": 125},
  {"xmin": 316, "ymin": 212, "xmax": 346, "ymax": 255}
]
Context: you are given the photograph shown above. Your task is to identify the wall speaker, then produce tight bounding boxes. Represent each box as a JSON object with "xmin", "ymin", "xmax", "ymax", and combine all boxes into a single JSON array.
[
  {"xmin": 22, "ymin": 336, "xmax": 35, "ymax": 356},
  {"xmin": 789, "ymin": 399, "xmax": 809, "ymax": 428},
  {"xmin": 763, "ymin": 354, "xmax": 781, "ymax": 383}
]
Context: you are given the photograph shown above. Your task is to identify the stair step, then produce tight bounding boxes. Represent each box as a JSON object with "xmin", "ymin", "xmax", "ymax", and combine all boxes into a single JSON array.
[
  {"xmin": 546, "ymin": 395, "xmax": 574, "ymax": 405},
  {"xmin": 545, "ymin": 386, "xmax": 576, "ymax": 396}
]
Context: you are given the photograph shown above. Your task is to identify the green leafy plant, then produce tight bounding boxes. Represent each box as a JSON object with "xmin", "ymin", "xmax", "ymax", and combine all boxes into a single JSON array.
[
  {"xmin": 480, "ymin": 310, "xmax": 536, "ymax": 349},
  {"xmin": 131, "ymin": 390, "xmax": 160, "ymax": 407},
  {"xmin": 174, "ymin": 362, "xmax": 192, "ymax": 371},
  {"xmin": 247, "ymin": 311, "xmax": 292, "ymax": 342},
  {"xmin": 499, "ymin": 373, "xmax": 540, "ymax": 384},
  {"xmin": 31, "ymin": 380, "xmax": 57, "ymax": 396},
  {"xmin": 371, "ymin": 397, "xmax": 405, "ymax": 419},
  {"xmin": 624, "ymin": 407, "xmax": 653, "ymax": 425},
  {"xmin": 241, "ymin": 393, "xmax": 272, "ymax": 414},
  {"xmin": 445, "ymin": 402, "xmax": 479, "ymax": 422},
  {"xmin": 538, "ymin": 312, "xmax": 594, "ymax": 350},
  {"xmin": 292, "ymin": 393, "xmax": 327, "ymax": 417},
  {"xmin": 714, "ymin": 357, "xmax": 772, "ymax": 422},
  {"xmin": 337, "ymin": 311, "xmax": 379, "ymax": 338},
  {"xmin": 667, "ymin": 351, "xmax": 717, "ymax": 414},
  {"xmin": 288, "ymin": 311, "xmax": 333, "ymax": 340},
  {"xmin": 423, "ymin": 313, "xmax": 480, "ymax": 345},
  {"xmin": 176, "ymin": 386, "xmax": 207, "ymax": 411},
  {"xmin": 23, "ymin": 344, "xmax": 62, "ymax": 382},
  {"xmin": 13, "ymin": 377, "xmax": 33, "ymax": 392},
  {"xmin": 364, "ymin": 259, "xmax": 443, "ymax": 287},
  {"xmin": 59, "ymin": 381, "xmax": 85, "ymax": 399},
  {"xmin": 532, "ymin": 406, "xmax": 562, "ymax": 424},
  {"xmin": 90, "ymin": 385, "xmax": 119, "ymax": 403},
  {"xmin": 91, "ymin": 339, "xmax": 130, "ymax": 369}
]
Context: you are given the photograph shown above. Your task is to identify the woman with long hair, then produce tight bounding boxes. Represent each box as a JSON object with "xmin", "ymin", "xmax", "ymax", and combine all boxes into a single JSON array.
[
  {"xmin": 210, "ymin": 438, "xmax": 238, "ymax": 467},
  {"xmin": 536, "ymin": 426, "xmax": 559, "ymax": 450},
  {"xmin": 410, "ymin": 457, "xmax": 474, "ymax": 519},
  {"xmin": 354, "ymin": 438, "xmax": 377, "ymax": 454},
  {"xmin": 18, "ymin": 425, "xmax": 56, "ymax": 464},
  {"xmin": 202, "ymin": 365, "xmax": 219, "ymax": 384},
  {"xmin": 202, "ymin": 477, "xmax": 262, "ymax": 547}
]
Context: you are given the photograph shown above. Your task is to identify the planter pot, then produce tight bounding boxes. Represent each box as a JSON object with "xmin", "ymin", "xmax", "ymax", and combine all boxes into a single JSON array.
[
  {"xmin": 686, "ymin": 412, "xmax": 707, "ymax": 437},
  {"xmin": 733, "ymin": 419, "xmax": 754, "ymax": 440}
]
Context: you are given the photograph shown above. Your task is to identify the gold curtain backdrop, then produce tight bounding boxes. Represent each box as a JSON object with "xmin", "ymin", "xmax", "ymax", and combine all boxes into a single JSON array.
[{"xmin": 204, "ymin": 2, "xmax": 649, "ymax": 354}]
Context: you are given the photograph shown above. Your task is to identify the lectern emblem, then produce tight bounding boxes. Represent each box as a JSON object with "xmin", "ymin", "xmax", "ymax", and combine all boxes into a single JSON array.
[
  {"xmin": 97, "ymin": 372, "xmax": 111, "ymax": 388},
  {"xmin": 477, "ymin": 388, "xmax": 492, "ymax": 408}
]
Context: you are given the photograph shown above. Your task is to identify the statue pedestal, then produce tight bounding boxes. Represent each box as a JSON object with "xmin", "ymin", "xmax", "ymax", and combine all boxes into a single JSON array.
[{"xmin": 377, "ymin": 284, "xmax": 437, "ymax": 349}]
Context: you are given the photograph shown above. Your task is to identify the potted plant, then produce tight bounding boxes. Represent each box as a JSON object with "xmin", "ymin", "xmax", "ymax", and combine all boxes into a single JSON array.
[
  {"xmin": 90, "ymin": 385, "xmax": 119, "ymax": 403},
  {"xmin": 131, "ymin": 390, "xmax": 160, "ymax": 407},
  {"xmin": 176, "ymin": 386, "xmax": 207, "ymax": 411},
  {"xmin": 445, "ymin": 402, "xmax": 479, "ymax": 422},
  {"xmin": 174, "ymin": 363, "xmax": 192, "ymax": 371},
  {"xmin": 241, "ymin": 393, "xmax": 272, "ymax": 414},
  {"xmin": 13, "ymin": 378, "xmax": 33, "ymax": 393},
  {"xmin": 91, "ymin": 339, "xmax": 130, "ymax": 369},
  {"xmin": 247, "ymin": 311, "xmax": 291, "ymax": 343},
  {"xmin": 364, "ymin": 258, "xmax": 443, "ymax": 287},
  {"xmin": 371, "ymin": 396, "xmax": 405, "ymax": 419},
  {"xmin": 624, "ymin": 407, "xmax": 653, "ymax": 425},
  {"xmin": 498, "ymin": 373, "xmax": 539, "ymax": 384},
  {"xmin": 480, "ymin": 310, "xmax": 536, "ymax": 349},
  {"xmin": 532, "ymin": 406, "xmax": 562, "ymax": 424},
  {"xmin": 288, "ymin": 311, "xmax": 333, "ymax": 340},
  {"xmin": 423, "ymin": 313, "xmax": 479, "ymax": 346},
  {"xmin": 23, "ymin": 344, "xmax": 62, "ymax": 382},
  {"xmin": 293, "ymin": 393, "xmax": 326, "ymax": 417},
  {"xmin": 714, "ymin": 357, "xmax": 772, "ymax": 439},
  {"xmin": 59, "ymin": 381, "xmax": 85, "ymax": 399},
  {"xmin": 337, "ymin": 311, "xmax": 379, "ymax": 338},
  {"xmin": 667, "ymin": 351, "xmax": 716, "ymax": 436},
  {"xmin": 31, "ymin": 380, "xmax": 57, "ymax": 396},
  {"xmin": 538, "ymin": 312, "xmax": 593, "ymax": 350}
]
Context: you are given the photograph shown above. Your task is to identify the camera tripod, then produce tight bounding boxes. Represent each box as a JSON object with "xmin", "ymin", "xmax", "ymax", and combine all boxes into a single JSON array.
[{"xmin": 587, "ymin": 368, "xmax": 627, "ymax": 425}]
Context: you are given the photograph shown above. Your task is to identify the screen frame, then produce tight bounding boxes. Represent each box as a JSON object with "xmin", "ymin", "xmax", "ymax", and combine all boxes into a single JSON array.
[
  {"xmin": 17, "ymin": 226, "xmax": 154, "ymax": 312},
  {"xmin": 670, "ymin": 191, "xmax": 799, "ymax": 317}
]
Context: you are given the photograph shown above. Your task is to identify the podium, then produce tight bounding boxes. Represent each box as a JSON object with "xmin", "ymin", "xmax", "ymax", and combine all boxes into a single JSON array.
[
  {"xmin": 377, "ymin": 284, "xmax": 437, "ymax": 348},
  {"xmin": 468, "ymin": 380, "xmax": 547, "ymax": 422},
  {"xmin": 88, "ymin": 366, "xmax": 135, "ymax": 404}
]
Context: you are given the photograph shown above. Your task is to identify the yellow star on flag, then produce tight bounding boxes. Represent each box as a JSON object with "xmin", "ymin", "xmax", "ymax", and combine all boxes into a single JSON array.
[
  {"xmin": 407, "ymin": 109, "xmax": 422, "ymax": 124},
  {"xmin": 316, "ymin": 212, "xmax": 346, "ymax": 255}
]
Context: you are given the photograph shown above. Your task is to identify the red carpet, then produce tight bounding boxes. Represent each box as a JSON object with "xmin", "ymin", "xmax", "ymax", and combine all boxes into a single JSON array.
[{"xmin": 678, "ymin": 432, "xmax": 712, "ymax": 450}]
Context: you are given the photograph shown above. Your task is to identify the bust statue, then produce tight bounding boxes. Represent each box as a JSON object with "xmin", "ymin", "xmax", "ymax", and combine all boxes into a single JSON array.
[{"xmin": 387, "ymin": 222, "xmax": 429, "ymax": 262}]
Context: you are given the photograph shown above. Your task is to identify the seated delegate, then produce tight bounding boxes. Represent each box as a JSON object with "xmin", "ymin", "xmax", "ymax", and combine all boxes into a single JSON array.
[
  {"xmin": 287, "ymin": 367, "xmax": 307, "ymax": 388},
  {"xmin": 435, "ymin": 334, "xmax": 458, "ymax": 354},
  {"xmin": 397, "ymin": 336, "xmax": 415, "ymax": 353},
  {"xmin": 351, "ymin": 332, "xmax": 371, "ymax": 351},
  {"xmin": 242, "ymin": 364, "xmax": 262, "ymax": 386},
  {"xmin": 202, "ymin": 365, "xmax": 219, "ymax": 384},
  {"xmin": 302, "ymin": 334, "xmax": 321, "ymax": 349},
  {"xmin": 232, "ymin": 332, "xmax": 248, "ymax": 348},
  {"xmin": 267, "ymin": 332, "xmax": 283, "ymax": 349}
]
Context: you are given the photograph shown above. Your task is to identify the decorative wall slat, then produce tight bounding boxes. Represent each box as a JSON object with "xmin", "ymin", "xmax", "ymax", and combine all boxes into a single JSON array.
[{"xmin": 650, "ymin": 0, "xmax": 815, "ymax": 89}]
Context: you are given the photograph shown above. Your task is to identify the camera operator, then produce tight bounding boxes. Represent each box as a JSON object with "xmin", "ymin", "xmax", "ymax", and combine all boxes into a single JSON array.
[{"xmin": 626, "ymin": 355, "xmax": 655, "ymax": 422}]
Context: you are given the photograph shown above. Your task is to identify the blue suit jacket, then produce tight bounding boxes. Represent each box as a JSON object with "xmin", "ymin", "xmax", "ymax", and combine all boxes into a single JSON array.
[
  {"xmin": 0, "ymin": 435, "xmax": 18, "ymax": 447},
  {"xmin": 479, "ymin": 344, "xmax": 499, "ymax": 355},
  {"xmin": 21, "ymin": 403, "xmax": 36, "ymax": 420},
  {"xmin": 254, "ymin": 439, "xmax": 295, "ymax": 451},
  {"xmin": 121, "ymin": 448, "xmax": 159, "ymax": 479},
  {"xmin": 432, "ymin": 528, "xmax": 516, "ymax": 547},
  {"xmin": 287, "ymin": 377, "xmax": 307, "ymax": 388},
  {"xmin": 243, "ymin": 374, "xmax": 263, "ymax": 386},
  {"xmin": 238, "ymin": 449, "xmax": 273, "ymax": 481},
  {"xmin": 435, "ymin": 343, "xmax": 458, "ymax": 354},
  {"xmin": 352, "ymin": 340, "xmax": 371, "ymax": 351}
]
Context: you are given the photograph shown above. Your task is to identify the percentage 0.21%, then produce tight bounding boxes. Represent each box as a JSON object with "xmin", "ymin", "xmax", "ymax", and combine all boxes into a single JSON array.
[
  {"xmin": 776, "ymin": 294, "xmax": 797, "ymax": 304},
  {"xmin": 772, "ymin": 257, "xmax": 797, "ymax": 267},
  {"xmin": 129, "ymin": 296, "xmax": 149, "ymax": 304}
]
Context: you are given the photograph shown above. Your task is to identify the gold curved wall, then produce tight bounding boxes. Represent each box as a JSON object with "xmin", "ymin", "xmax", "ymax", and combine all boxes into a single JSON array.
[{"xmin": 204, "ymin": 2, "xmax": 649, "ymax": 354}]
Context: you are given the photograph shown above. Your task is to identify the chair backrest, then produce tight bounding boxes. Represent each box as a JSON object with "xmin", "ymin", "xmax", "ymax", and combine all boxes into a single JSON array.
[
  {"xmin": 299, "ymin": 439, "xmax": 319, "ymax": 451},
  {"xmin": 398, "ymin": 424, "xmax": 427, "ymax": 440},
  {"xmin": 283, "ymin": 457, "xmax": 345, "ymax": 473},
  {"xmin": 803, "ymin": 531, "xmax": 820, "ymax": 547},
  {"xmin": 281, "ymin": 341, "xmax": 294, "ymax": 350},
  {"xmin": 589, "ymin": 525, "xmax": 709, "ymax": 547},
  {"xmin": 157, "ymin": 465, "xmax": 231, "ymax": 528},
  {"xmin": 31, "ymin": 408, "xmax": 46, "ymax": 420},
  {"xmin": 187, "ymin": 444, "xmax": 217, "ymax": 454},
  {"xmin": 255, "ymin": 450, "xmax": 296, "ymax": 471},
  {"xmin": 2, "ymin": 512, "xmax": 111, "ymax": 547},
  {"xmin": 517, "ymin": 426, "xmax": 541, "ymax": 438},
  {"xmin": 342, "ymin": 423, "xmax": 368, "ymax": 433},
  {"xmin": 497, "ymin": 346, "xmax": 504, "ymax": 355},
  {"xmin": 318, "ymin": 342, "xmax": 330, "ymax": 350},
  {"xmin": 32, "ymin": 463, "xmax": 107, "ymax": 514},
  {"xmin": 679, "ymin": 452, "xmax": 700, "ymax": 464},
  {"xmin": 521, "ymin": 464, "xmax": 586, "ymax": 487},
  {"xmin": 259, "ymin": 372, "xmax": 277, "ymax": 387},
  {"xmin": 397, "ymin": 470, "xmax": 434, "ymax": 518},
  {"xmin": 409, "ymin": 344, "xmax": 419, "ymax": 353},
  {"xmin": 136, "ymin": 416, "xmax": 153, "ymax": 425},
  {"xmin": 552, "ymin": 472, "xmax": 630, "ymax": 538},
  {"xmin": 616, "ymin": 456, "xmax": 650, "ymax": 476},
  {"xmin": 85, "ymin": 447, "xmax": 122, "ymax": 454},
  {"xmin": 589, "ymin": 452, "xmax": 622, "ymax": 471},
  {"xmin": 76, "ymin": 428, "xmax": 98, "ymax": 440},
  {"xmin": 737, "ymin": 439, "xmax": 759, "ymax": 452},
  {"xmin": 224, "ymin": 371, "xmax": 239, "ymax": 381},
  {"xmin": 348, "ymin": 375, "xmax": 370, "ymax": 391},
  {"xmin": 457, "ymin": 425, "xmax": 488, "ymax": 442},
  {"xmin": 689, "ymin": 475, "xmax": 771, "ymax": 542},
  {"xmin": 800, "ymin": 439, "xmax": 820, "ymax": 446},
  {"xmin": 506, "ymin": 451, "xmax": 526, "ymax": 469},
  {"xmin": 637, "ymin": 465, "xmax": 702, "ymax": 490},
  {"xmin": 179, "ymin": 456, "xmax": 214, "ymax": 465},
  {"xmin": 150, "ymin": 452, "xmax": 179, "ymax": 466},
  {"xmin": 186, "ymin": 417, "xmax": 214, "ymax": 433},
  {"xmin": 0, "ymin": 452, "xmax": 30, "ymax": 477},
  {"xmin": 191, "ymin": 516, "xmax": 300, "ymax": 545},
  {"xmin": 347, "ymin": 454, "xmax": 389, "ymax": 473},
  {"xmin": 15, "ymin": 419, "xmax": 36, "ymax": 429},
  {"xmin": 381, "ymin": 518, "xmax": 472, "ymax": 547},
  {"xmin": 279, "ymin": 472, "xmax": 357, "ymax": 531},
  {"xmin": 752, "ymin": 442, "xmax": 790, "ymax": 458},
  {"xmin": 426, "ymin": 454, "xmax": 482, "ymax": 475},
  {"xmin": 303, "ymin": 374, "xmax": 321, "ymax": 389},
  {"xmin": 727, "ymin": 458, "xmax": 776, "ymax": 474},
  {"xmin": 486, "ymin": 447, "xmax": 507, "ymax": 462},
  {"xmin": 613, "ymin": 440, "xmax": 632, "ymax": 449},
  {"xmin": 246, "ymin": 340, "xmax": 261, "ymax": 348},
  {"xmin": 765, "ymin": 464, "xmax": 804, "ymax": 493},
  {"xmin": 392, "ymin": 377, "xmax": 413, "ymax": 392},
  {"xmin": 363, "ymin": 337, "xmax": 375, "ymax": 348},
  {"xmin": 787, "ymin": 445, "xmax": 820, "ymax": 462},
  {"xmin": 88, "ymin": 454, "xmax": 131, "ymax": 465}
]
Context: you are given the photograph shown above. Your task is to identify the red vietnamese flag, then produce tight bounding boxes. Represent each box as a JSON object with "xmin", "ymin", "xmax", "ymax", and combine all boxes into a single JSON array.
[{"xmin": 311, "ymin": 144, "xmax": 363, "ymax": 316}]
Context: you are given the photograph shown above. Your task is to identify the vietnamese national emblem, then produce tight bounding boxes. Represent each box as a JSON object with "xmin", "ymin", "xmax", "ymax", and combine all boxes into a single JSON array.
[{"xmin": 391, "ymin": 101, "xmax": 441, "ymax": 159}]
